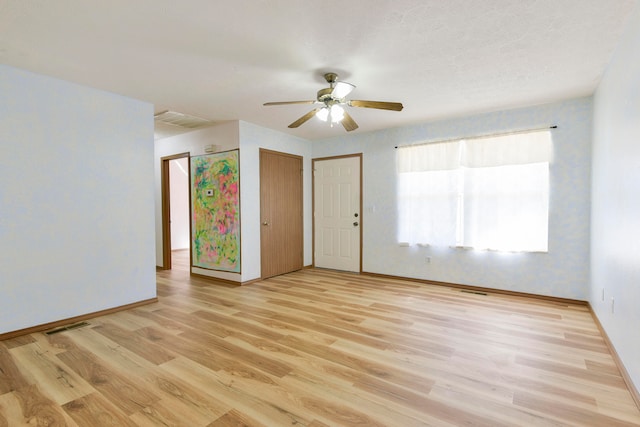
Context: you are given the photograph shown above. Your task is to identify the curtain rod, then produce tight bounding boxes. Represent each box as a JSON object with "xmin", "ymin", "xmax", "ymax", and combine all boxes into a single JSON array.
[{"xmin": 394, "ymin": 125, "xmax": 557, "ymax": 149}]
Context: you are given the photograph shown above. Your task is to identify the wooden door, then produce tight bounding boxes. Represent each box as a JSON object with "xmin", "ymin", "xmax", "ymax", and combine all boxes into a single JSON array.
[
  {"xmin": 313, "ymin": 155, "xmax": 361, "ymax": 272},
  {"xmin": 260, "ymin": 149, "xmax": 303, "ymax": 279}
]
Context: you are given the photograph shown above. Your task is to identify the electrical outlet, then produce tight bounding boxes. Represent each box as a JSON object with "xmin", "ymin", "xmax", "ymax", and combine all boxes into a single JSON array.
[{"xmin": 425, "ymin": 257, "xmax": 431, "ymax": 264}]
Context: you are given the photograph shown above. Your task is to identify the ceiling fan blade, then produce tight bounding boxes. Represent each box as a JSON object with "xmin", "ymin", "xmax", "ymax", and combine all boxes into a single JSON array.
[
  {"xmin": 341, "ymin": 111, "xmax": 359, "ymax": 132},
  {"xmin": 288, "ymin": 109, "xmax": 320, "ymax": 128},
  {"xmin": 331, "ymin": 81, "xmax": 355, "ymax": 99},
  {"xmin": 263, "ymin": 100, "xmax": 316, "ymax": 106},
  {"xmin": 349, "ymin": 100, "xmax": 404, "ymax": 111}
]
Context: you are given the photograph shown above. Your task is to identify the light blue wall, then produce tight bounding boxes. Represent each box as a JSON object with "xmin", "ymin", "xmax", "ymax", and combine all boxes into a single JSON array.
[
  {"xmin": 591, "ymin": 4, "xmax": 640, "ymax": 394},
  {"xmin": 0, "ymin": 65, "xmax": 156, "ymax": 334},
  {"xmin": 314, "ymin": 97, "xmax": 592, "ymax": 300}
]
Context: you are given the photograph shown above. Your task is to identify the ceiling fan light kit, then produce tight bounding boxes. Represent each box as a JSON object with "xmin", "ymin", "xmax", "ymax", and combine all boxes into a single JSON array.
[
  {"xmin": 264, "ymin": 72, "xmax": 403, "ymax": 132},
  {"xmin": 316, "ymin": 104, "xmax": 345, "ymax": 124},
  {"xmin": 315, "ymin": 107, "xmax": 329, "ymax": 122}
]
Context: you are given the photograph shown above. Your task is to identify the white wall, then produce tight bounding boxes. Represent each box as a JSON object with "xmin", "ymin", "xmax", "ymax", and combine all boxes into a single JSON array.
[
  {"xmin": 313, "ymin": 97, "xmax": 592, "ymax": 300},
  {"xmin": 0, "ymin": 65, "xmax": 156, "ymax": 334},
  {"xmin": 169, "ymin": 157, "xmax": 190, "ymax": 250},
  {"xmin": 154, "ymin": 120, "xmax": 312, "ymax": 282},
  {"xmin": 238, "ymin": 121, "xmax": 313, "ymax": 281},
  {"xmin": 591, "ymin": 4, "xmax": 640, "ymax": 393},
  {"xmin": 154, "ymin": 121, "xmax": 240, "ymax": 281}
]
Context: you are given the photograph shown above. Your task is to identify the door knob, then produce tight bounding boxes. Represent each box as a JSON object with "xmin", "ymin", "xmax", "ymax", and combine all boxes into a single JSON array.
[
  {"xmin": 262, "ymin": 221, "xmax": 269, "ymax": 226},
  {"xmin": 353, "ymin": 222, "xmax": 359, "ymax": 226}
]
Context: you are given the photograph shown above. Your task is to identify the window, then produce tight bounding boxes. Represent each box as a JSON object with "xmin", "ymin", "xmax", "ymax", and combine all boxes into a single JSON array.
[{"xmin": 397, "ymin": 130, "xmax": 552, "ymax": 252}]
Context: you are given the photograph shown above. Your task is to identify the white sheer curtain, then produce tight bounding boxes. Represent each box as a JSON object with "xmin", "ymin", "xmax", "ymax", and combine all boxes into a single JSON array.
[
  {"xmin": 397, "ymin": 142, "xmax": 460, "ymax": 246},
  {"xmin": 397, "ymin": 130, "xmax": 552, "ymax": 252},
  {"xmin": 397, "ymin": 169, "xmax": 459, "ymax": 246},
  {"xmin": 462, "ymin": 162, "xmax": 549, "ymax": 251}
]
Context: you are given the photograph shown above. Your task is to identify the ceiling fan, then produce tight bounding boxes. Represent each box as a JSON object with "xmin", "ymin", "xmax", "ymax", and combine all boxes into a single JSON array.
[{"xmin": 263, "ymin": 72, "xmax": 403, "ymax": 132}]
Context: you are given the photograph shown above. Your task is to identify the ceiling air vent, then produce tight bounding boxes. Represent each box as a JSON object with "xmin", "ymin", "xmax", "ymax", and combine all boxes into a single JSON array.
[{"xmin": 154, "ymin": 110, "xmax": 211, "ymax": 129}]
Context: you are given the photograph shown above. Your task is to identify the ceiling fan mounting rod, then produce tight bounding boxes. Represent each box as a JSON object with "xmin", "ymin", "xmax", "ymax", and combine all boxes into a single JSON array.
[{"xmin": 318, "ymin": 73, "xmax": 345, "ymax": 102}]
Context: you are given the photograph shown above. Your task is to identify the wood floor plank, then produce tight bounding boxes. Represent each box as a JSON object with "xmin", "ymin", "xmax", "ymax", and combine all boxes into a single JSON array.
[
  {"xmin": 193, "ymin": 309, "xmax": 287, "ymax": 342},
  {"xmin": 9, "ymin": 342, "xmax": 94, "ymax": 405},
  {"xmin": 162, "ymin": 356, "xmax": 314, "ymax": 426},
  {"xmin": 280, "ymin": 368, "xmax": 439, "ymax": 426},
  {"xmin": 218, "ymin": 334, "xmax": 436, "ymax": 426},
  {"xmin": 427, "ymin": 383, "xmax": 562, "ymax": 427},
  {"xmin": 0, "ymin": 343, "xmax": 30, "ymax": 394},
  {"xmin": 95, "ymin": 310, "xmax": 161, "ymax": 332},
  {"xmin": 224, "ymin": 328, "xmax": 451, "ymax": 425},
  {"xmin": 138, "ymin": 374, "xmax": 231, "ymax": 424},
  {"xmin": 135, "ymin": 326, "xmax": 237, "ymax": 373},
  {"xmin": 0, "ymin": 393, "xmax": 26, "ymax": 427},
  {"xmin": 63, "ymin": 393, "xmax": 138, "ymax": 427},
  {"xmin": 12, "ymin": 384, "xmax": 76, "ymax": 427},
  {"xmin": 179, "ymin": 328, "xmax": 292, "ymax": 378},
  {"xmin": 0, "ymin": 335, "xmax": 36, "ymax": 350},
  {"xmin": 1, "ymin": 251, "xmax": 639, "ymax": 426},
  {"xmin": 331, "ymin": 339, "xmax": 515, "ymax": 404},
  {"xmin": 515, "ymin": 354, "xmax": 628, "ymax": 389},
  {"xmin": 513, "ymin": 390, "xmax": 640, "ymax": 427},
  {"xmin": 57, "ymin": 324, "xmax": 233, "ymax": 425},
  {"xmin": 56, "ymin": 347, "xmax": 160, "ymax": 415},
  {"xmin": 91, "ymin": 322, "xmax": 175, "ymax": 365},
  {"xmin": 277, "ymin": 334, "xmax": 436, "ymax": 394},
  {"xmin": 153, "ymin": 307, "xmax": 233, "ymax": 338},
  {"xmin": 206, "ymin": 409, "xmax": 268, "ymax": 427},
  {"xmin": 585, "ymin": 358, "xmax": 623, "ymax": 375},
  {"xmin": 233, "ymin": 311, "xmax": 338, "ymax": 346},
  {"xmin": 41, "ymin": 331, "xmax": 82, "ymax": 353},
  {"xmin": 129, "ymin": 397, "xmax": 213, "ymax": 427},
  {"xmin": 128, "ymin": 308, "xmax": 190, "ymax": 335}
]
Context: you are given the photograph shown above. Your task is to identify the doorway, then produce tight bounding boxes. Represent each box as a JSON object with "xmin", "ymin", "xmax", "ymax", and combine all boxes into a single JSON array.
[
  {"xmin": 161, "ymin": 152, "xmax": 190, "ymax": 270},
  {"xmin": 313, "ymin": 154, "xmax": 362, "ymax": 273},
  {"xmin": 260, "ymin": 149, "xmax": 303, "ymax": 279}
]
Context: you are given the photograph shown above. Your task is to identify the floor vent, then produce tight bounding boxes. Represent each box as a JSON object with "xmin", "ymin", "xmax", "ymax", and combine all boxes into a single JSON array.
[
  {"xmin": 460, "ymin": 289, "xmax": 488, "ymax": 296},
  {"xmin": 45, "ymin": 322, "xmax": 90, "ymax": 335}
]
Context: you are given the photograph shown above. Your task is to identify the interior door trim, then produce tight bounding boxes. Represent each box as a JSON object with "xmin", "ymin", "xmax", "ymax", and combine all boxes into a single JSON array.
[{"xmin": 160, "ymin": 152, "xmax": 190, "ymax": 270}]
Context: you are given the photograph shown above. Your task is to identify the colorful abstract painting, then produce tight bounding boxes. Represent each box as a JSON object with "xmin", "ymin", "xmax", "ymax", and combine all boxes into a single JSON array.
[{"xmin": 190, "ymin": 150, "xmax": 240, "ymax": 272}]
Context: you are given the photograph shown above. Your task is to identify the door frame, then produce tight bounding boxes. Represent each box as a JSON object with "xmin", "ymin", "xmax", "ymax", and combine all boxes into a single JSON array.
[
  {"xmin": 161, "ymin": 152, "xmax": 190, "ymax": 270},
  {"xmin": 312, "ymin": 153, "xmax": 363, "ymax": 272}
]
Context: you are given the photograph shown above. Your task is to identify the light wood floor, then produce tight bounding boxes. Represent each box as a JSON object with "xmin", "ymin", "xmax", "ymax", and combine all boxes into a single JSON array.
[{"xmin": 1, "ymin": 250, "xmax": 639, "ymax": 426}]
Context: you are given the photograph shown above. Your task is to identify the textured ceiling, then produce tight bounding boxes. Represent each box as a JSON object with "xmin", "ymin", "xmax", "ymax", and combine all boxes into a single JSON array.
[{"xmin": 1, "ymin": 0, "xmax": 636, "ymax": 140}]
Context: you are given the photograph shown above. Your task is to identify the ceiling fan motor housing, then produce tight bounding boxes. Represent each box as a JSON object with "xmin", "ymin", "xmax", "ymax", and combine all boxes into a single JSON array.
[
  {"xmin": 317, "ymin": 87, "xmax": 333, "ymax": 102},
  {"xmin": 318, "ymin": 72, "xmax": 342, "ymax": 102}
]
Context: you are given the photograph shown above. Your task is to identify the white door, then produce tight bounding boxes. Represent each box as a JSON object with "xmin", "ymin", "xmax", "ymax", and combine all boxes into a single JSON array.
[{"xmin": 314, "ymin": 156, "xmax": 361, "ymax": 272}]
